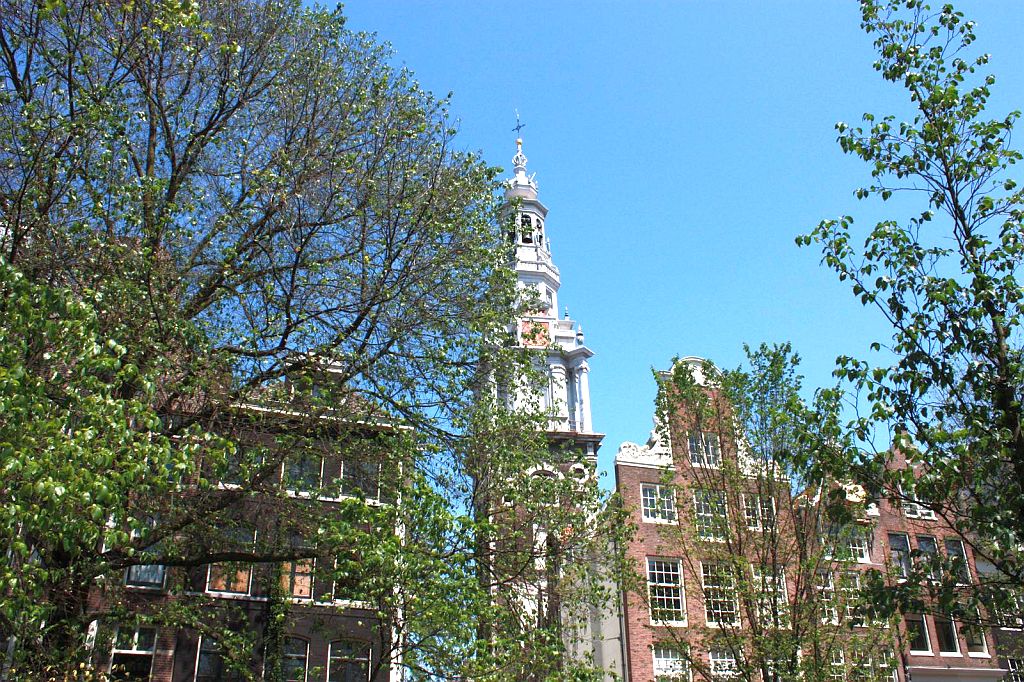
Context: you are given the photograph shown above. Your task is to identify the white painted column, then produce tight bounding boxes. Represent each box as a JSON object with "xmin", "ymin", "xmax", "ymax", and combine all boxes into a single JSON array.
[{"xmin": 576, "ymin": 361, "xmax": 591, "ymax": 433}]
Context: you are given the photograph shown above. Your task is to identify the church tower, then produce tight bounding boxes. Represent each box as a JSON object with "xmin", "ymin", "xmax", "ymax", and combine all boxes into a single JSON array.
[{"xmin": 505, "ymin": 138, "xmax": 602, "ymax": 462}]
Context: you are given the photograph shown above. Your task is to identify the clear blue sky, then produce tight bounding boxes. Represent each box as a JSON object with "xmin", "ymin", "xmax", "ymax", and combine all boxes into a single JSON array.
[{"xmin": 337, "ymin": 1, "xmax": 1024, "ymax": 489}]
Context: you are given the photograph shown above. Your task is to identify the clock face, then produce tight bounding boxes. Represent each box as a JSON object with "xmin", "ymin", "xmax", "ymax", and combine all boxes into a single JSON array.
[{"xmin": 520, "ymin": 319, "xmax": 550, "ymax": 347}]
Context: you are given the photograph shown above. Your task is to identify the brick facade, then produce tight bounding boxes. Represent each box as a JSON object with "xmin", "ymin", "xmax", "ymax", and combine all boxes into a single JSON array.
[{"xmin": 613, "ymin": 358, "xmax": 1010, "ymax": 682}]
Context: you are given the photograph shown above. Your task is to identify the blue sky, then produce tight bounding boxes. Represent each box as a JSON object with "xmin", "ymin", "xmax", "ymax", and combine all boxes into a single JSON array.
[{"xmin": 338, "ymin": 1, "xmax": 1024, "ymax": 489}]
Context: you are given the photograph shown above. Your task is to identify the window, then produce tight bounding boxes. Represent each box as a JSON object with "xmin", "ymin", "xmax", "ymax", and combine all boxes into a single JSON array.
[
  {"xmin": 642, "ymin": 483, "xmax": 677, "ymax": 523},
  {"xmin": 648, "ymin": 558, "xmax": 686, "ymax": 624},
  {"xmin": 851, "ymin": 650, "xmax": 897, "ymax": 682},
  {"xmin": 109, "ymin": 626, "xmax": 156, "ymax": 681},
  {"xmin": 752, "ymin": 565, "xmax": 788, "ymax": 627},
  {"xmin": 653, "ymin": 645, "xmax": 689, "ymax": 682},
  {"xmin": 743, "ymin": 495, "xmax": 776, "ymax": 531},
  {"xmin": 816, "ymin": 571, "xmax": 838, "ymax": 624},
  {"xmin": 944, "ymin": 538, "xmax": 970, "ymax": 583},
  {"xmin": 961, "ymin": 610, "xmax": 987, "ymax": 654},
  {"xmin": 207, "ymin": 527, "xmax": 256, "ymax": 595},
  {"xmin": 838, "ymin": 572, "xmax": 865, "ymax": 627},
  {"xmin": 285, "ymin": 453, "xmax": 322, "ymax": 493},
  {"xmin": 995, "ymin": 593, "xmax": 1024, "ymax": 629},
  {"xmin": 1007, "ymin": 658, "xmax": 1024, "ymax": 682},
  {"xmin": 934, "ymin": 615, "xmax": 959, "ymax": 654},
  {"xmin": 281, "ymin": 535, "xmax": 314, "ymax": 599},
  {"xmin": 888, "ymin": 533, "xmax": 912, "ymax": 578},
  {"xmin": 196, "ymin": 637, "xmax": 245, "ymax": 682},
  {"xmin": 282, "ymin": 637, "xmax": 308, "ymax": 682},
  {"xmin": 341, "ymin": 460, "xmax": 381, "ymax": 500},
  {"xmin": 709, "ymin": 649, "xmax": 739, "ymax": 679},
  {"xmin": 902, "ymin": 488, "xmax": 936, "ymax": 519},
  {"xmin": 906, "ymin": 614, "xmax": 931, "ymax": 653},
  {"xmin": 702, "ymin": 563, "xmax": 739, "ymax": 627},
  {"xmin": 825, "ymin": 523, "xmax": 871, "ymax": 563},
  {"xmin": 689, "ymin": 431, "xmax": 722, "ymax": 468},
  {"xmin": 694, "ymin": 490, "xmax": 728, "ymax": 541},
  {"xmin": 125, "ymin": 563, "xmax": 166, "ymax": 590},
  {"xmin": 847, "ymin": 529, "xmax": 872, "ymax": 563},
  {"xmin": 829, "ymin": 650, "xmax": 845, "ymax": 682},
  {"xmin": 328, "ymin": 640, "xmax": 371, "ymax": 682},
  {"xmin": 124, "ymin": 522, "xmax": 166, "ymax": 589},
  {"xmin": 916, "ymin": 535, "xmax": 940, "ymax": 580}
]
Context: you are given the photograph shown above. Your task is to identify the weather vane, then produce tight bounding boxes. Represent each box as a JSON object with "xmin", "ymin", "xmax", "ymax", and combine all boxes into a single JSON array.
[{"xmin": 513, "ymin": 109, "xmax": 526, "ymax": 138}]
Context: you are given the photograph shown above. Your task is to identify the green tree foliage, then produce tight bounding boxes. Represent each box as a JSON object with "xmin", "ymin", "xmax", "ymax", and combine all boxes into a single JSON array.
[
  {"xmin": 647, "ymin": 345, "xmax": 895, "ymax": 682},
  {"xmin": 0, "ymin": 0, "xmax": 618, "ymax": 678},
  {"xmin": 799, "ymin": 0, "xmax": 1024, "ymax": 626}
]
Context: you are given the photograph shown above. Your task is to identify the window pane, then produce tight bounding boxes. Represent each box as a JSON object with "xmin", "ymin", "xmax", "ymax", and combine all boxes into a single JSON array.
[
  {"xmin": 642, "ymin": 483, "xmax": 676, "ymax": 523},
  {"xmin": 694, "ymin": 490, "xmax": 728, "ymax": 541},
  {"xmin": 328, "ymin": 640, "xmax": 371, "ymax": 682},
  {"xmin": 342, "ymin": 460, "xmax": 380, "ymax": 499},
  {"xmin": 702, "ymin": 563, "xmax": 739, "ymax": 627},
  {"xmin": 653, "ymin": 645, "xmax": 688, "ymax": 681},
  {"xmin": 906, "ymin": 615, "xmax": 930, "ymax": 652},
  {"xmin": 126, "ymin": 564, "xmax": 166, "ymax": 588},
  {"xmin": 944, "ymin": 539, "xmax": 970, "ymax": 583},
  {"xmin": 196, "ymin": 638, "xmax": 246, "ymax": 682},
  {"xmin": 648, "ymin": 558, "xmax": 685, "ymax": 623},
  {"xmin": 888, "ymin": 533, "xmax": 912, "ymax": 578},
  {"xmin": 916, "ymin": 536, "xmax": 939, "ymax": 580},
  {"xmin": 935, "ymin": 616, "xmax": 958, "ymax": 653},
  {"xmin": 282, "ymin": 637, "xmax": 308, "ymax": 682},
  {"xmin": 110, "ymin": 653, "xmax": 152, "ymax": 681}
]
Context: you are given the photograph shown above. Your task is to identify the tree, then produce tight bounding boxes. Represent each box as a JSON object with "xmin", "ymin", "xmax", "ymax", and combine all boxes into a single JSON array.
[
  {"xmin": 642, "ymin": 345, "xmax": 895, "ymax": 682},
  {"xmin": 0, "ymin": 0, "xmax": 614, "ymax": 678},
  {"xmin": 800, "ymin": 0, "xmax": 1024, "ymax": 630}
]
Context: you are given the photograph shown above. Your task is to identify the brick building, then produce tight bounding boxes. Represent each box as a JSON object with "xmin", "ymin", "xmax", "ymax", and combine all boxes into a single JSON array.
[
  {"xmin": 90, "ymin": 405, "xmax": 400, "ymax": 682},
  {"xmin": 613, "ymin": 356, "xmax": 1011, "ymax": 682}
]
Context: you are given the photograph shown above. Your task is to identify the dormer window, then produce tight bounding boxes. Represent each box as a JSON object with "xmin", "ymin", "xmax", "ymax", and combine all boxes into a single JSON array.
[{"xmin": 520, "ymin": 214, "xmax": 533, "ymax": 244}]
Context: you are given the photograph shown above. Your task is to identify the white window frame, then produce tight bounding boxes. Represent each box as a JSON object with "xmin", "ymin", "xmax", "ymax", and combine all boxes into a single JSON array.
[
  {"xmin": 901, "ymin": 486, "xmax": 936, "ymax": 520},
  {"xmin": 709, "ymin": 649, "xmax": 739, "ymax": 679},
  {"xmin": 206, "ymin": 527, "xmax": 257, "ymax": 596},
  {"xmin": 752, "ymin": 565, "xmax": 789, "ymax": 627},
  {"xmin": 848, "ymin": 529, "xmax": 872, "ymax": 563},
  {"xmin": 702, "ymin": 562, "xmax": 739, "ymax": 628},
  {"xmin": 961, "ymin": 608, "xmax": 989, "ymax": 657},
  {"xmin": 743, "ymin": 494, "xmax": 776, "ymax": 531},
  {"xmin": 887, "ymin": 532, "xmax": 912, "ymax": 579},
  {"xmin": 110, "ymin": 625, "xmax": 157, "ymax": 681},
  {"xmin": 915, "ymin": 535, "xmax": 941, "ymax": 581},
  {"xmin": 653, "ymin": 644, "xmax": 690, "ymax": 682},
  {"xmin": 839, "ymin": 571, "xmax": 866, "ymax": 627},
  {"xmin": 1007, "ymin": 658, "xmax": 1024, "ymax": 682},
  {"xmin": 906, "ymin": 614, "xmax": 933, "ymax": 655},
  {"xmin": 641, "ymin": 483, "xmax": 678, "ymax": 524},
  {"xmin": 327, "ymin": 640, "xmax": 372, "ymax": 682},
  {"xmin": 694, "ymin": 490, "xmax": 728, "ymax": 542},
  {"xmin": 943, "ymin": 538, "xmax": 971, "ymax": 585},
  {"xmin": 283, "ymin": 452, "xmax": 324, "ymax": 497},
  {"xmin": 816, "ymin": 570, "xmax": 839, "ymax": 625},
  {"xmin": 828, "ymin": 649, "xmax": 845, "ymax": 682},
  {"xmin": 647, "ymin": 558, "xmax": 687, "ymax": 626},
  {"xmin": 688, "ymin": 431, "xmax": 722, "ymax": 468},
  {"xmin": 282, "ymin": 636, "xmax": 309, "ymax": 682},
  {"xmin": 934, "ymin": 614, "xmax": 960, "ymax": 656}
]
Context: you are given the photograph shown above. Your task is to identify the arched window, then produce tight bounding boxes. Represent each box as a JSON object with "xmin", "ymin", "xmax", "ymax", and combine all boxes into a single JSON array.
[
  {"xmin": 282, "ymin": 637, "xmax": 308, "ymax": 682},
  {"xmin": 328, "ymin": 640, "xmax": 371, "ymax": 682}
]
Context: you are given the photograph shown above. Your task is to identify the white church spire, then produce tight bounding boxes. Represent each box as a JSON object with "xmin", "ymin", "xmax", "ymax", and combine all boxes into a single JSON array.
[{"xmin": 504, "ymin": 134, "xmax": 601, "ymax": 453}]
